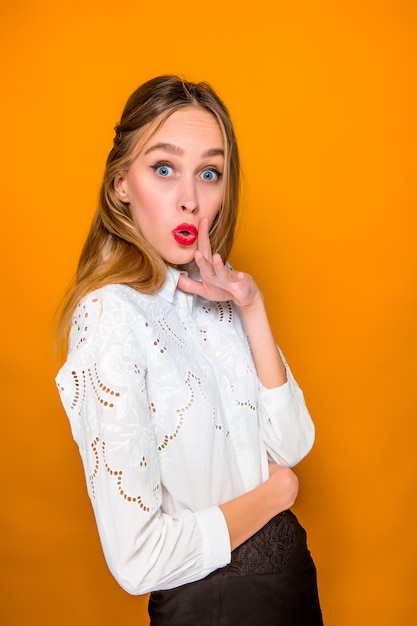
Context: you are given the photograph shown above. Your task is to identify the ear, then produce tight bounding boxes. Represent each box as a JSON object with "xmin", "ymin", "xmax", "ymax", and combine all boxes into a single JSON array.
[{"xmin": 114, "ymin": 172, "xmax": 130, "ymax": 203}]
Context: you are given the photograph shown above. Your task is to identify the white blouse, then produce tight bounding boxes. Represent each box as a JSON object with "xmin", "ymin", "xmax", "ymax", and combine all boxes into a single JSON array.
[{"xmin": 56, "ymin": 267, "xmax": 315, "ymax": 595}]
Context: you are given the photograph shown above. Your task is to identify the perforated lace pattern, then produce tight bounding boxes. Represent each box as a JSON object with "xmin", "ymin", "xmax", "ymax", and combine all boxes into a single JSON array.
[{"xmin": 58, "ymin": 288, "xmax": 258, "ymax": 512}]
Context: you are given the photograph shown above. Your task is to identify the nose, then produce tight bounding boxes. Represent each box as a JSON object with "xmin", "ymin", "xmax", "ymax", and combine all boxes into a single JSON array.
[{"xmin": 178, "ymin": 176, "xmax": 199, "ymax": 214}]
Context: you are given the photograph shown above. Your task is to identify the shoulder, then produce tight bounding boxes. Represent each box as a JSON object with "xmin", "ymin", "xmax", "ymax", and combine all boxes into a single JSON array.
[
  {"xmin": 67, "ymin": 284, "xmax": 148, "ymax": 355},
  {"xmin": 77, "ymin": 283, "xmax": 144, "ymax": 311}
]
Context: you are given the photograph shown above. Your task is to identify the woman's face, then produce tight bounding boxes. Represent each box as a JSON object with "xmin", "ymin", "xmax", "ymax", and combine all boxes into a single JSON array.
[{"xmin": 114, "ymin": 106, "xmax": 225, "ymax": 266}]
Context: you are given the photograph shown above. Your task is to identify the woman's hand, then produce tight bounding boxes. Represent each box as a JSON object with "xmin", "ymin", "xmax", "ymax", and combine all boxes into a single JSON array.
[
  {"xmin": 177, "ymin": 218, "xmax": 262, "ymax": 310},
  {"xmin": 219, "ymin": 462, "xmax": 299, "ymax": 551},
  {"xmin": 179, "ymin": 220, "xmax": 287, "ymax": 389},
  {"xmin": 268, "ymin": 462, "xmax": 299, "ymax": 511}
]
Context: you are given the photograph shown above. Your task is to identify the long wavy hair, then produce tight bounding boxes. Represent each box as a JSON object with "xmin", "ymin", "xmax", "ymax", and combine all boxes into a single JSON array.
[{"xmin": 56, "ymin": 75, "xmax": 240, "ymax": 352}]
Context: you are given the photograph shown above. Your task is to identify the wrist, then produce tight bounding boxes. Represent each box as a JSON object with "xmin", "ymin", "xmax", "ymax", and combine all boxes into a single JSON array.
[
  {"xmin": 238, "ymin": 291, "xmax": 264, "ymax": 314},
  {"xmin": 260, "ymin": 477, "xmax": 282, "ymax": 519}
]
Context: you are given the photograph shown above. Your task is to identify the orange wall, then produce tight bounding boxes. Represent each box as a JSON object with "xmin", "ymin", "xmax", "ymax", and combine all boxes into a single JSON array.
[{"xmin": 1, "ymin": 1, "xmax": 416, "ymax": 624}]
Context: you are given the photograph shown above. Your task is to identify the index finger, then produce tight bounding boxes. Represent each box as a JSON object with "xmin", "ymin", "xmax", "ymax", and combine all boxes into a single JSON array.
[{"xmin": 197, "ymin": 217, "xmax": 212, "ymax": 262}]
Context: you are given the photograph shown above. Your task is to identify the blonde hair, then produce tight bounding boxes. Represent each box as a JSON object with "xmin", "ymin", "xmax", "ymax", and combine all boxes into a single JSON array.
[{"xmin": 56, "ymin": 75, "xmax": 240, "ymax": 352}]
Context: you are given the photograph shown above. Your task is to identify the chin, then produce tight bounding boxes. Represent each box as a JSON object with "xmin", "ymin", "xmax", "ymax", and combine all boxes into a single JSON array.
[{"xmin": 164, "ymin": 251, "xmax": 195, "ymax": 267}]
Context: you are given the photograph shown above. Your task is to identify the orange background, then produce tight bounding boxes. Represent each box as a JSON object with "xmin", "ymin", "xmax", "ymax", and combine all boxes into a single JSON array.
[{"xmin": 1, "ymin": 1, "xmax": 416, "ymax": 624}]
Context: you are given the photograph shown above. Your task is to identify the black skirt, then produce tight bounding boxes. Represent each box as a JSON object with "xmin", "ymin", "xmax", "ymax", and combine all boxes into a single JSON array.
[{"xmin": 148, "ymin": 510, "xmax": 323, "ymax": 625}]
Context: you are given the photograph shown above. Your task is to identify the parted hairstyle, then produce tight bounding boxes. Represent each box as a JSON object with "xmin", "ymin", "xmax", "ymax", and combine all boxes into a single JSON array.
[{"xmin": 56, "ymin": 75, "xmax": 241, "ymax": 351}]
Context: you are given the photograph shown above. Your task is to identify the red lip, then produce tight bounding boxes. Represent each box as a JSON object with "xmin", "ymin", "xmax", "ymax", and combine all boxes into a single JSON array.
[{"xmin": 172, "ymin": 223, "xmax": 198, "ymax": 246}]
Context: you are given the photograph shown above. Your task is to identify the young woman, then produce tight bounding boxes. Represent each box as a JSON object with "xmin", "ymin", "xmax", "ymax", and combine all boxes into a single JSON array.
[{"xmin": 56, "ymin": 75, "xmax": 323, "ymax": 625}]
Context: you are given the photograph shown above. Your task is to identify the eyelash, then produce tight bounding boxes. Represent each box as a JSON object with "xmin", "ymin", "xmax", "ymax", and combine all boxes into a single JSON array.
[
  {"xmin": 201, "ymin": 168, "xmax": 222, "ymax": 182},
  {"xmin": 150, "ymin": 162, "xmax": 223, "ymax": 181},
  {"xmin": 151, "ymin": 162, "xmax": 173, "ymax": 177}
]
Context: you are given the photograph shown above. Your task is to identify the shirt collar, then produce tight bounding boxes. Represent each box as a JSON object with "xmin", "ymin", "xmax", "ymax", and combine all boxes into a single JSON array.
[
  {"xmin": 157, "ymin": 267, "xmax": 186, "ymax": 303},
  {"xmin": 158, "ymin": 266, "xmax": 200, "ymax": 314}
]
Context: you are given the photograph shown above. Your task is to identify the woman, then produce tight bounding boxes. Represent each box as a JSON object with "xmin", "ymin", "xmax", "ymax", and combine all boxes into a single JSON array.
[{"xmin": 56, "ymin": 75, "xmax": 323, "ymax": 624}]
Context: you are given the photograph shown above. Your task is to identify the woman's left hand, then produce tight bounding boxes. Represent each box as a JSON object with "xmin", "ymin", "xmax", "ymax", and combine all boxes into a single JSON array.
[{"xmin": 177, "ymin": 218, "xmax": 262, "ymax": 310}]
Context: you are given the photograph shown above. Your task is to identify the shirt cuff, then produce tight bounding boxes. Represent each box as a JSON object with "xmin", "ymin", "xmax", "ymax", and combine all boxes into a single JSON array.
[
  {"xmin": 194, "ymin": 506, "xmax": 231, "ymax": 575},
  {"xmin": 258, "ymin": 379, "xmax": 292, "ymax": 408}
]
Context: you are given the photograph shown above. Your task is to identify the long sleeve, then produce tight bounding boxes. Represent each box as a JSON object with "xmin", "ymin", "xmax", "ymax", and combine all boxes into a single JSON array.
[
  {"xmin": 256, "ymin": 350, "xmax": 315, "ymax": 468},
  {"xmin": 56, "ymin": 287, "xmax": 231, "ymax": 595}
]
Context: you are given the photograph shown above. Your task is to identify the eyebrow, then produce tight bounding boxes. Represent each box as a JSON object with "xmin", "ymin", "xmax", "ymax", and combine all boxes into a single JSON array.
[{"xmin": 144, "ymin": 142, "xmax": 224, "ymax": 158}]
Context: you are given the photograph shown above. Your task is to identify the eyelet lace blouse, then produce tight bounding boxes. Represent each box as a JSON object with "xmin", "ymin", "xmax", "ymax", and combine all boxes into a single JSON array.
[{"xmin": 56, "ymin": 267, "xmax": 315, "ymax": 595}]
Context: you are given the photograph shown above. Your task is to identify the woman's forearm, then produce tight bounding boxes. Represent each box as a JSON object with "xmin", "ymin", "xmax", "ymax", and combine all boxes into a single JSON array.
[
  {"xmin": 219, "ymin": 464, "xmax": 298, "ymax": 550},
  {"xmin": 240, "ymin": 294, "xmax": 287, "ymax": 389}
]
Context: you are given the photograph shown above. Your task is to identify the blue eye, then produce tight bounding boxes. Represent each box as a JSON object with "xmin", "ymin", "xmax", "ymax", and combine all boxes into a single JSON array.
[
  {"xmin": 154, "ymin": 164, "xmax": 174, "ymax": 177},
  {"xmin": 201, "ymin": 169, "xmax": 220, "ymax": 182}
]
